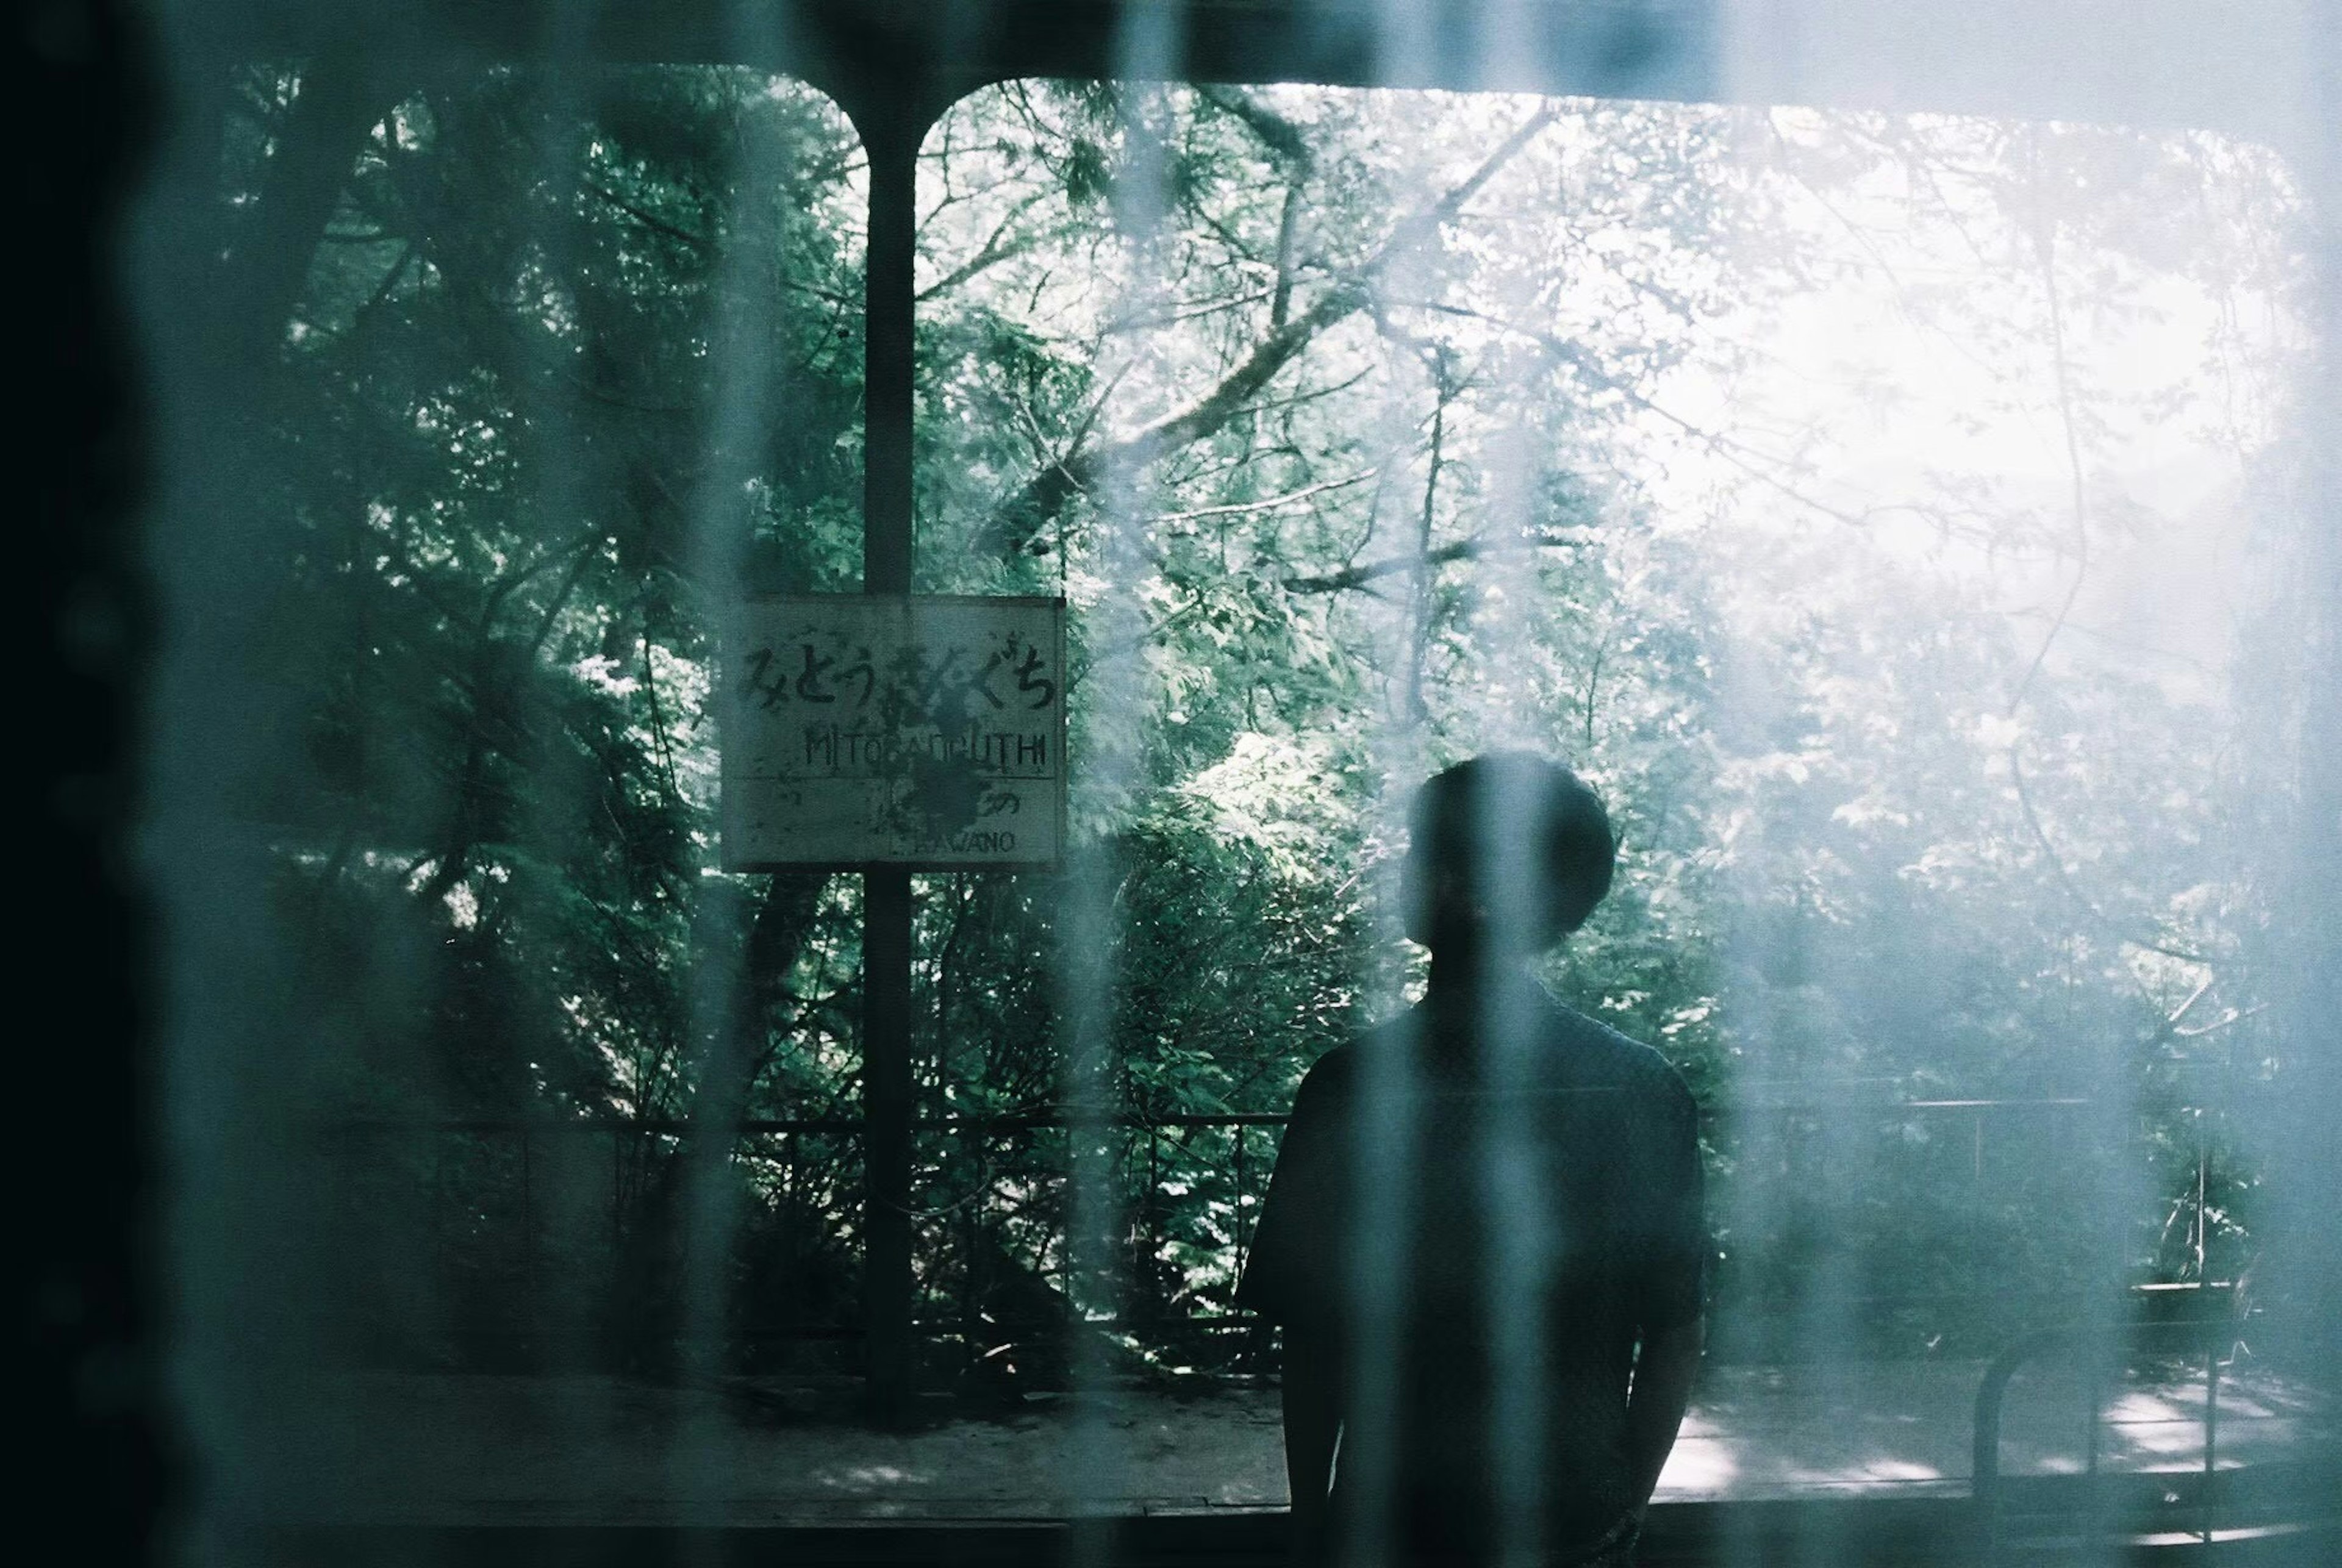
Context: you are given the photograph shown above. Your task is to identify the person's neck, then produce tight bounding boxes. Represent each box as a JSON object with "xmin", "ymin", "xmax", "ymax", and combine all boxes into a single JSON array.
[{"xmin": 1425, "ymin": 950, "xmax": 1533, "ymax": 1004}]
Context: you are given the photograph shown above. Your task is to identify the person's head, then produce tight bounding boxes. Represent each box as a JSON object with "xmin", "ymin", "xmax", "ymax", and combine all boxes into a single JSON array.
[{"xmin": 1400, "ymin": 752, "xmax": 1615, "ymax": 967}]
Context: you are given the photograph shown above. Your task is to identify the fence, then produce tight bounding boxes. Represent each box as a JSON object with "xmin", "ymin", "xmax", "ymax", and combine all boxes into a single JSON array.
[{"xmin": 315, "ymin": 1089, "xmax": 2255, "ymax": 1376}]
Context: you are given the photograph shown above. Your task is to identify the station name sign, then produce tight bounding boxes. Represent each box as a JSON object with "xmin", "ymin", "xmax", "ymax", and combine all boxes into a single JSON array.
[{"xmin": 720, "ymin": 595, "xmax": 1067, "ymax": 868}]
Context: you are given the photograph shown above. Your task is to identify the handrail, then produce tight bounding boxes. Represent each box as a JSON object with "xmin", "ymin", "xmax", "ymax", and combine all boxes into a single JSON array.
[
  {"xmin": 320, "ymin": 1111, "xmax": 1298, "ymax": 1134},
  {"xmin": 321, "ymin": 1096, "xmax": 2243, "ymax": 1367},
  {"xmin": 1971, "ymin": 1299, "xmax": 2238, "ymax": 1566},
  {"xmin": 313, "ymin": 1094, "xmax": 2116, "ymax": 1136},
  {"xmin": 1972, "ymin": 1327, "xmax": 2086, "ymax": 1566}
]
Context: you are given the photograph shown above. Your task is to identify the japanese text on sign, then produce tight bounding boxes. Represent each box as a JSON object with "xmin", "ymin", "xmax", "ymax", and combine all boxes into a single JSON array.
[{"xmin": 720, "ymin": 596, "xmax": 1067, "ymax": 867}]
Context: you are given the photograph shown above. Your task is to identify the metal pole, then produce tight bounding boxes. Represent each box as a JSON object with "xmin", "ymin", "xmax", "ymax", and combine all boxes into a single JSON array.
[
  {"xmin": 860, "ymin": 96, "xmax": 920, "ymax": 1429},
  {"xmin": 1972, "ymin": 1109, "xmax": 1986, "ymax": 1298},
  {"xmin": 864, "ymin": 865, "xmax": 915, "ymax": 1423},
  {"xmin": 2203, "ymin": 1334, "xmax": 2221, "ymax": 1553},
  {"xmin": 520, "ymin": 1128, "xmax": 535, "ymax": 1350},
  {"xmin": 862, "ymin": 112, "xmax": 916, "ymax": 602}
]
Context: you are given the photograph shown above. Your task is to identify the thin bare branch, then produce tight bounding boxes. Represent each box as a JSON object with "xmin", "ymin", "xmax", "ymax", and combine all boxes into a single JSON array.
[
  {"xmin": 972, "ymin": 106, "xmax": 1558, "ymax": 560},
  {"xmin": 1281, "ymin": 526, "xmax": 1595, "ymax": 595},
  {"xmin": 917, "ymin": 186, "xmax": 1056, "ymax": 301},
  {"xmin": 1153, "ymin": 471, "xmax": 1376, "ymax": 527}
]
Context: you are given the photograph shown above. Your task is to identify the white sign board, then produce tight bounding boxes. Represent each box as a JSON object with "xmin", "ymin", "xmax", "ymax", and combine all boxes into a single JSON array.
[{"xmin": 720, "ymin": 595, "xmax": 1067, "ymax": 868}]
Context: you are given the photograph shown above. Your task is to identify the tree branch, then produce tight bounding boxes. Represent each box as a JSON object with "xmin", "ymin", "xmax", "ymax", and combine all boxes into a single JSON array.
[
  {"xmin": 1194, "ymin": 85, "xmax": 1315, "ymax": 173},
  {"xmin": 584, "ymin": 177, "xmax": 711, "ymax": 250},
  {"xmin": 970, "ymin": 105, "xmax": 1556, "ymax": 562},
  {"xmin": 221, "ymin": 46, "xmax": 409, "ymax": 377},
  {"xmin": 1153, "ymin": 470, "xmax": 1375, "ymax": 528},
  {"xmin": 1281, "ymin": 526, "xmax": 1594, "ymax": 594},
  {"xmin": 917, "ymin": 187, "xmax": 1055, "ymax": 301},
  {"xmin": 1406, "ymin": 295, "xmax": 1874, "ymax": 529}
]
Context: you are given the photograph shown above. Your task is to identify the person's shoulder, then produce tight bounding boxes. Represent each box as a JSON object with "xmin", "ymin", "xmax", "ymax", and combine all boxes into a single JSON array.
[
  {"xmin": 1536, "ymin": 991, "xmax": 1696, "ymax": 1105},
  {"xmin": 1288, "ymin": 1008, "xmax": 1420, "ymax": 1111},
  {"xmin": 1288, "ymin": 1032, "xmax": 1367, "ymax": 1112},
  {"xmin": 1295, "ymin": 1039, "xmax": 1358, "ymax": 1091}
]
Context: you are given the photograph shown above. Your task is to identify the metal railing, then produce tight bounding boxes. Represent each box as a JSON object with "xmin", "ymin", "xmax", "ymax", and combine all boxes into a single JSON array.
[
  {"xmin": 1966, "ymin": 1291, "xmax": 2340, "ymax": 1564},
  {"xmin": 323, "ymin": 1109, "xmax": 1292, "ymax": 1352},
  {"xmin": 313, "ymin": 1089, "xmax": 2254, "ymax": 1374}
]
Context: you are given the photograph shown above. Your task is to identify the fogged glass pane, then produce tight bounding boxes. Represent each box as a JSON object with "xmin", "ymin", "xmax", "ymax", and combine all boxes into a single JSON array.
[
  {"xmin": 163, "ymin": 60, "xmax": 2335, "ymax": 1545},
  {"xmin": 171, "ymin": 62, "xmax": 871, "ymax": 1519},
  {"xmin": 906, "ymin": 79, "xmax": 2327, "ymax": 1517}
]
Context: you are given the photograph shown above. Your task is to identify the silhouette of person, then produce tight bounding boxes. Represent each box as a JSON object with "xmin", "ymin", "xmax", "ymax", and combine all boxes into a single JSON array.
[{"xmin": 1238, "ymin": 754, "xmax": 1706, "ymax": 1567}]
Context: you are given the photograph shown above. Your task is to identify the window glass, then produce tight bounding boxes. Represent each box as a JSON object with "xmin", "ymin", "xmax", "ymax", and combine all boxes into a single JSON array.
[
  {"xmin": 909, "ymin": 77, "xmax": 2319, "ymax": 1497},
  {"xmin": 183, "ymin": 62, "xmax": 874, "ymax": 1505},
  {"xmin": 173, "ymin": 64, "xmax": 2326, "ymax": 1528}
]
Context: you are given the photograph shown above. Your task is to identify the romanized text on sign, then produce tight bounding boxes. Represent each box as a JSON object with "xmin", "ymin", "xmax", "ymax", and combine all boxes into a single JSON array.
[{"xmin": 720, "ymin": 596, "xmax": 1067, "ymax": 867}]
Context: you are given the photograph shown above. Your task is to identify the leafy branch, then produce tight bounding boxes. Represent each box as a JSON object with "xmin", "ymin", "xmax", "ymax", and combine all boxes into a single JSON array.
[{"xmin": 970, "ymin": 104, "xmax": 1558, "ymax": 560}]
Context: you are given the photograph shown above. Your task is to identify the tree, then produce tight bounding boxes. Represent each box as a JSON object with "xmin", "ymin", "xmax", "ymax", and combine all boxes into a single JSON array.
[{"xmin": 221, "ymin": 63, "xmax": 2308, "ymax": 1379}]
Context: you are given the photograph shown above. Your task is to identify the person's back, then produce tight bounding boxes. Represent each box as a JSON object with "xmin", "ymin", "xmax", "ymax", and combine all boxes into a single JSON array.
[{"xmin": 1238, "ymin": 755, "xmax": 1706, "ymax": 1567}]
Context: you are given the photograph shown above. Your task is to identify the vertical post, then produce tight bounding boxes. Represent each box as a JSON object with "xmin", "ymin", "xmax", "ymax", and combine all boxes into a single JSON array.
[
  {"xmin": 1971, "ymin": 1109, "xmax": 1986, "ymax": 1299},
  {"xmin": 862, "ymin": 111, "xmax": 916, "ymax": 602},
  {"xmin": 520, "ymin": 1128, "xmax": 534, "ymax": 1346},
  {"xmin": 860, "ymin": 98, "xmax": 920, "ymax": 1428},
  {"xmin": 961, "ymin": 1136, "xmax": 982, "ymax": 1377},
  {"xmin": 1146, "ymin": 1127, "xmax": 1161, "ymax": 1325},
  {"xmin": 2190, "ymin": 1108, "xmax": 2205, "ymax": 1283},
  {"xmin": 1233, "ymin": 1125, "xmax": 1248, "ymax": 1271},
  {"xmin": 2204, "ymin": 1334, "xmax": 2221, "ymax": 1550},
  {"xmin": 864, "ymin": 867, "xmax": 914, "ymax": 1422}
]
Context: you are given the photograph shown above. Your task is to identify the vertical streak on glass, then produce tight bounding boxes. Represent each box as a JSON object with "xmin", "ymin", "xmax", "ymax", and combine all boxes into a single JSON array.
[
  {"xmin": 1342, "ymin": 1001, "xmax": 1418, "ymax": 1568},
  {"xmin": 1373, "ymin": 0, "xmax": 1439, "ymax": 98},
  {"xmin": 2079, "ymin": 962, "xmax": 2139, "ymax": 1567},
  {"xmin": 2301, "ymin": 0, "xmax": 2342, "ymax": 1422},
  {"xmin": 2268, "ymin": 1, "xmax": 2342, "ymax": 1523},
  {"xmin": 1510, "ymin": 88, "xmax": 1606, "ymax": 1545},
  {"xmin": 142, "ymin": 34, "xmax": 238, "ymax": 1541},
  {"xmin": 1455, "ymin": 163, "xmax": 1551, "ymax": 1544},
  {"xmin": 1057, "ymin": 851, "xmax": 1124, "ymax": 1542},
  {"xmin": 670, "ymin": 3, "xmax": 800, "ymax": 1521},
  {"xmin": 1060, "ymin": 15, "xmax": 1186, "ymax": 1550},
  {"xmin": 1483, "ymin": 770, "xmax": 1549, "ymax": 1568},
  {"xmin": 503, "ymin": 20, "xmax": 603, "ymax": 1491},
  {"xmin": 1340, "ymin": 77, "xmax": 1447, "ymax": 1568},
  {"xmin": 1056, "ymin": 539, "xmax": 1133, "ymax": 1536},
  {"xmin": 1474, "ymin": 0, "xmax": 1537, "ymax": 95},
  {"xmin": 1708, "ymin": 619, "xmax": 1779, "ymax": 1568},
  {"xmin": 149, "ymin": 53, "xmax": 316, "ymax": 1542}
]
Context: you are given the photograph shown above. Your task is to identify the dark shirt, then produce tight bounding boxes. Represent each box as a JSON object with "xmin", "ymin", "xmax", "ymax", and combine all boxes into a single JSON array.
[{"xmin": 1237, "ymin": 974, "xmax": 1706, "ymax": 1564}]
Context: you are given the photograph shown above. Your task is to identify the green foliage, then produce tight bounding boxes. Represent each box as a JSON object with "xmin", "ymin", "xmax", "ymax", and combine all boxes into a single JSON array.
[{"xmin": 229, "ymin": 63, "xmax": 2306, "ymax": 1377}]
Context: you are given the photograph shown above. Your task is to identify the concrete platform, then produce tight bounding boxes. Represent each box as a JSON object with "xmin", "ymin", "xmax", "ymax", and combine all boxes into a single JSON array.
[{"xmin": 232, "ymin": 1358, "xmax": 2334, "ymax": 1528}]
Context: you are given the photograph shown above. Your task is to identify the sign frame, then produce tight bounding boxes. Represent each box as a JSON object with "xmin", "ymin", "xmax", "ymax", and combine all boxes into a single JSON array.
[{"xmin": 718, "ymin": 592, "xmax": 1069, "ymax": 873}]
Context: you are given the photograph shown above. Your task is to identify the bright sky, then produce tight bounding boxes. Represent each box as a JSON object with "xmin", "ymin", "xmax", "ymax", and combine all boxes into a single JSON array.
[{"xmin": 1641, "ymin": 113, "xmax": 2307, "ymax": 707}]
